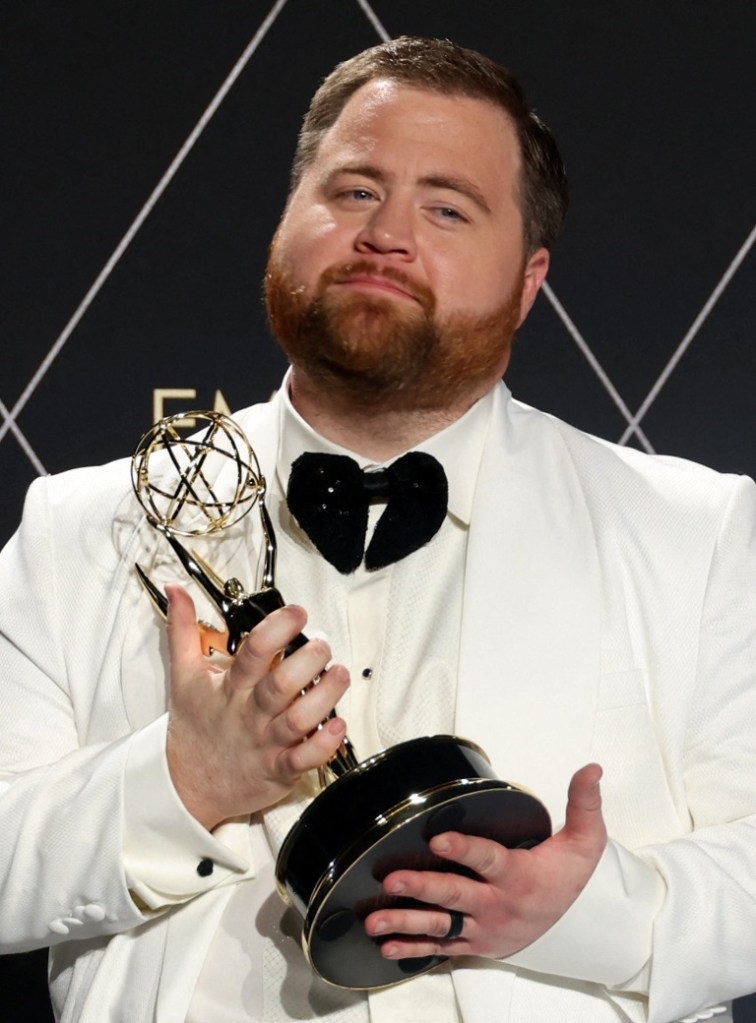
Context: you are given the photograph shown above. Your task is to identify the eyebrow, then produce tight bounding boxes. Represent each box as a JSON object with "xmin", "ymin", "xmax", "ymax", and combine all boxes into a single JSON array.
[
  {"xmin": 323, "ymin": 164, "xmax": 492, "ymax": 215},
  {"xmin": 419, "ymin": 175, "xmax": 491, "ymax": 215}
]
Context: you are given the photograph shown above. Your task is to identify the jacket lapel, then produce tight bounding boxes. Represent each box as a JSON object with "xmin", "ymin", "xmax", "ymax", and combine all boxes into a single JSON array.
[{"xmin": 455, "ymin": 388, "xmax": 601, "ymax": 823}]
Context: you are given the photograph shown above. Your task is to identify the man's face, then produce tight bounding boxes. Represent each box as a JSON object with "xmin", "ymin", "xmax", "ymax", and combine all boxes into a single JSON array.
[{"xmin": 266, "ymin": 80, "xmax": 549, "ymax": 413}]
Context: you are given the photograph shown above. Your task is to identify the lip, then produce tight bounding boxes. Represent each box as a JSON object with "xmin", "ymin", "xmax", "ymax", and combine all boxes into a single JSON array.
[{"xmin": 336, "ymin": 276, "xmax": 419, "ymax": 302}]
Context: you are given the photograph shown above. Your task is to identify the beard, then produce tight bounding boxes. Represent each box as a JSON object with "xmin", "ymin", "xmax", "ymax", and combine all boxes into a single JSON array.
[{"xmin": 265, "ymin": 248, "xmax": 523, "ymax": 415}]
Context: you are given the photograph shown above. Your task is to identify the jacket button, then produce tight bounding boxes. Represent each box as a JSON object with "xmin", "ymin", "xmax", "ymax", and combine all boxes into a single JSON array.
[
  {"xmin": 197, "ymin": 858, "xmax": 214, "ymax": 877},
  {"xmin": 82, "ymin": 904, "xmax": 106, "ymax": 922}
]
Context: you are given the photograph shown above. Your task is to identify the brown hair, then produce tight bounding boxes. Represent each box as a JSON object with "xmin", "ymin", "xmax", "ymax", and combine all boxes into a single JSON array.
[{"xmin": 290, "ymin": 36, "xmax": 568, "ymax": 254}]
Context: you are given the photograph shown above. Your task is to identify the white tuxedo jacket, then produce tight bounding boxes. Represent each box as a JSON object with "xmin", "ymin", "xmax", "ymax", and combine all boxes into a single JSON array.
[{"xmin": 0, "ymin": 383, "xmax": 754, "ymax": 1023}]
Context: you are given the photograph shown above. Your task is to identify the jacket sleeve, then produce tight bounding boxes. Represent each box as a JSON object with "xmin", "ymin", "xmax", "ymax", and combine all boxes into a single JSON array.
[
  {"xmin": 639, "ymin": 473, "xmax": 756, "ymax": 1020},
  {"xmin": 506, "ymin": 474, "xmax": 756, "ymax": 1022},
  {"xmin": 0, "ymin": 474, "xmax": 252, "ymax": 953}
]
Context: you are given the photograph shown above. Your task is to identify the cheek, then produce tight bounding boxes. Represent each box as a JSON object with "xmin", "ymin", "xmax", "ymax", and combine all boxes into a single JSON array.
[
  {"xmin": 435, "ymin": 239, "xmax": 525, "ymax": 318},
  {"xmin": 276, "ymin": 211, "xmax": 349, "ymax": 286},
  {"xmin": 430, "ymin": 257, "xmax": 503, "ymax": 319}
]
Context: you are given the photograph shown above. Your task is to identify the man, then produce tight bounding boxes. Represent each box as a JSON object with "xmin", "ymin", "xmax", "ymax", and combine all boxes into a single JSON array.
[{"xmin": 1, "ymin": 36, "xmax": 754, "ymax": 1023}]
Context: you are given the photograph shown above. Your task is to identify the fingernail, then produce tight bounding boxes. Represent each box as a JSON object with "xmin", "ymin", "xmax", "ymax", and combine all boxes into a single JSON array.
[
  {"xmin": 432, "ymin": 837, "xmax": 450, "ymax": 854},
  {"xmin": 386, "ymin": 880, "xmax": 406, "ymax": 894},
  {"xmin": 382, "ymin": 944, "xmax": 400, "ymax": 959},
  {"xmin": 370, "ymin": 920, "xmax": 388, "ymax": 934}
]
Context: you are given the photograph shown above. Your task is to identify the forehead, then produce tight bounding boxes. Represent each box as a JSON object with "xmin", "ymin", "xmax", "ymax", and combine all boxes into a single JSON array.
[{"xmin": 309, "ymin": 80, "xmax": 521, "ymax": 199}]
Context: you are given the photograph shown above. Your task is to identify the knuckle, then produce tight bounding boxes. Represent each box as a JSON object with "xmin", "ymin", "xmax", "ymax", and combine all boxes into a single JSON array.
[
  {"xmin": 249, "ymin": 678, "xmax": 281, "ymax": 716},
  {"xmin": 238, "ymin": 630, "xmax": 272, "ymax": 663},
  {"xmin": 282, "ymin": 603, "xmax": 307, "ymax": 626},
  {"xmin": 275, "ymin": 661, "xmax": 333, "ymax": 708},
  {"xmin": 444, "ymin": 883, "xmax": 465, "ymax": 909},
  {"xmin": 282, "ymin": 701, "xmax": 310, "ymax": 736},
  {"xmin": 267, "ymin": 605, "xmax": 306, "ymax": 641},
  {"xmin": 281, "ymin": 743, "xmax": 309, "ymax": 778},
  {"xmin": 264, "ymin": 666, "xmax": 292, "ymax": 702},
  {"xmin": 476, "ymin": 846, "xmax": 498, "ymax": 874},
  {"xmin": 306, "ymin": 636, "xmax": 331, "ymax": 662}
]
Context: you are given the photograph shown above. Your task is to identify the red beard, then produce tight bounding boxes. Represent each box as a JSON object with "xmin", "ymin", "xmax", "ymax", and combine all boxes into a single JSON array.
[{"xmin": 265, "ymin": 250, "xmax": 523, "ymax": 415}]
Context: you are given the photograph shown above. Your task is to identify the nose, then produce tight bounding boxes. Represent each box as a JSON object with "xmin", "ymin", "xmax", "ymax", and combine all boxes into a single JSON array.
[{"xmin": 354, "ymin": 197, "xmax": 416, "ymax": 260}]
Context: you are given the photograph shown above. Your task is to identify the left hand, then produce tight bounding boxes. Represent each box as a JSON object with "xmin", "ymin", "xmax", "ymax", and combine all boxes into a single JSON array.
[{"xmin": 364, "ymin": 763, "xmax": 607, "ymax": 961}]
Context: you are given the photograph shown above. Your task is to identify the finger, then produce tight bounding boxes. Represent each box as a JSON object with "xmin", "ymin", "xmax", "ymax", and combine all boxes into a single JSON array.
[
  {"xmin": 250, "ymin": 636, "xmax": 336, "ymax": 719},
  {"xmin": 380, "ymin": 935, "xmax": 468, "ymax": 960},
  {"xmin": 268, "ymin": 663, "xmax": 350, "ymax": 747},
  {"xmin": 166, "ymin": 584, "xmax": 203, "ymax": 678},
  {"xmin": 428, "ymin": 831, "xmax": 508, "ymax": 883},
  {"xmin": 381, "ymin": 868, "xmax": 472, "ymax": 910},
  {"xmin": 225, "ymin": 605, "xmax": 309, "ymax": 694},
  {"xmin": 563, "ymin": 763, "xmax": 606, "ymax": 845},
  {"xmin": 365, "ymin": 906, "xmax": 463, "ymax": 942},
  {"xmin": 254, "ymin": 635, "xmax": 334, "ymax": 712},
  {"xmin": 278, "ymin": 714, "xmax": 348, "ymax": 777}
]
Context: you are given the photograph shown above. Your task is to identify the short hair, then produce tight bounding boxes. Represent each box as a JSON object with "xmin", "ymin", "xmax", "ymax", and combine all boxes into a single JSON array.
[{"xmin": 290, "ymin": 36, "xmax": 569, "ymax": 254}]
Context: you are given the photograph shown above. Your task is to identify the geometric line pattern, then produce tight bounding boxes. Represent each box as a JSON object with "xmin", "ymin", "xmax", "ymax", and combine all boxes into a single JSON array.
[
  {"xmin": 356, "ymin": 0, "xmax": 391, "ymax": 42},
  {"xmin": 0, "ymin": 0, "xmax": 291, "ymax": 468},
  {"xmin": 541, "ymin": 282, "xmax": 656, "ymax": 452},
  {"xmin": 0, "ymin": 397, "xmax": 46, "ymax": 475},
  {"xmin": 1, "ymin": 0, "xmax": 751, "ymax": 493},
  {"xmin": 357, "ymin": 0, "xmax": 755, "ymax": 461},
  {"xmin": 619, "ymin": 222, "xmax": 756, "ymax": 445}
]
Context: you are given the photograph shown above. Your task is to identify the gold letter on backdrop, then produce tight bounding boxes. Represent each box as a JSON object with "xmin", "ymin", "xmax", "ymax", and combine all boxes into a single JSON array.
[{"xmin": 152, "ymin": 388, "xmax": 232, "ymax": 428}]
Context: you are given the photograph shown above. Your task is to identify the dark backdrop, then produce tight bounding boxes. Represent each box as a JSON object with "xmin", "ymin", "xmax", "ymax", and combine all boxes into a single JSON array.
[{"xmin": 1, "ymin": 2, "xmax": 754, "ymax": 1020}]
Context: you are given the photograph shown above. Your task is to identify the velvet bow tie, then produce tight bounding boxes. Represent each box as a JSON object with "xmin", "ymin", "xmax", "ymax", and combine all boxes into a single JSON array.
[{"xmin": 286, "ymin": 451, "xmax": 448, "ymax": 574}]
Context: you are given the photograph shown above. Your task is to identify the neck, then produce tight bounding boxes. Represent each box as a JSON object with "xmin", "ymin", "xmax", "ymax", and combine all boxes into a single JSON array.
[{"xmin": 288, "ymin": 368, "xmax": 491, "ymax": 461}]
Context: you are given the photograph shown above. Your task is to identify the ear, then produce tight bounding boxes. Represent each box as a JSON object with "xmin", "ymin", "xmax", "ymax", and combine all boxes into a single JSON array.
[{"xmin": 517, "ymin": 248, "xmax": 550, "ymax": 327}]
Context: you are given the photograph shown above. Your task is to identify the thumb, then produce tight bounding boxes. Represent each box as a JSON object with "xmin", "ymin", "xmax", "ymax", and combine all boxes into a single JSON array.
[
  {"xmin": 563, "ymin": 763, "xmax": 606, "ymax": 847},
  {"xmin": 165, "ymin": 583, "xmax": 203, "ymax": 680}
]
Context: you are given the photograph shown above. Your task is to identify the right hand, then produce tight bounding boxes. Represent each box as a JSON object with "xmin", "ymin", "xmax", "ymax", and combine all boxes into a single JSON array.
[{"xmin": 164, "ymin": 583, "xmax": 349, "ymax": 830}]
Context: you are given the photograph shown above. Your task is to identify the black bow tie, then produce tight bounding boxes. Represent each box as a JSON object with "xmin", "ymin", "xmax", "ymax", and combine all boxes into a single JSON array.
[{"xmin": 286, "ymin": 451, "xmax": 448, "ymax": 574}]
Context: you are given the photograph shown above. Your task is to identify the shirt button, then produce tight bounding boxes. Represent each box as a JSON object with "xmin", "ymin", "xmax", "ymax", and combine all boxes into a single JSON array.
[
  {"xmin": 197, "ymin": 858, "xmax": 214, "ymax": 877},
  {"xmin": 361, "ymin": 667, "xmax": 373, "ymax": 679}
]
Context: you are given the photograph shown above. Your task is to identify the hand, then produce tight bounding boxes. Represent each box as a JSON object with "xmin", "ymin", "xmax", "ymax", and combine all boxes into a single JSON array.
[
  {"xmin": 164, "ymin": 583, "xmax": 349, "ymax": 830},
  {"xmin": 364, "ymin": 763, "xmax": 607, "ymax": 960}
]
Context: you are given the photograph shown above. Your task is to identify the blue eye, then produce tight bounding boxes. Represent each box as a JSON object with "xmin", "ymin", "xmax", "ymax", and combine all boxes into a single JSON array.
[
  {"xmin": 340, "ymin": 188, "xmax": 375, "ymax": 202},
  {"xmin": 437, "ymin": 207, "xmax": 465, "ymax": 221}
]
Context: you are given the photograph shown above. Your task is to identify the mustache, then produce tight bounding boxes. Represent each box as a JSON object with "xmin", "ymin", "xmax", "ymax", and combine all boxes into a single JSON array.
[{"xmin": 317, "ymin": 260, "xmax": 435, "ymax": 312}]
